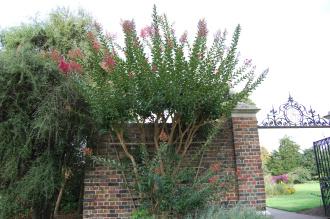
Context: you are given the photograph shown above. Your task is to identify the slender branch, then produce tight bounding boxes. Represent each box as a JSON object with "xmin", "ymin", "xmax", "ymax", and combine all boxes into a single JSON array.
[
  {"xmin": 191, "ymin": 118, "xmax": 226, "ymax": 162},
  {"xmin": 114, "ymin": 146, "xmax": 138, "ymax": 207},
  {"xmin": 54, "ymin": 180, "xmax": 65, "ymax": 216},
  {"xmin": 180, "ymin": 123, "xmax": 201, "ymax": 158},
  {"xmin": 168, "ymin": 114, "xmax": 180, "ymax": 145},
  {"xmin": 54, "ymin": 168, "xmax": 70, "ymax": 216},
  {"xmin": 173, "ymin": 122, "xmax": 203, "ymax": 176},
  {"xmin": 139, "ymin": 119, "xmax": 147, "ymax": 144},
  {"xmin": 175, "ymin": 122, "xmax": 193, "ymax": 154},
  {"xmin": 115, "ymin": 130, "xmax": 139, "ymax": 179},
  {"xmin": 153, "ymin": 115, "xmax": 160, "ymax": 150},
  {"xmin": 194, "ymin": 118, "xmax": 226, "ymax": 180},
  {"xmin": 153, "ymin": 114, "xmax": 165, "ymax": 175},
  {"xmin": 160, "ymin": 112, "xmax": 170, "ymax": 133},
  {"xmin": 194, "ymin": 149, "xmax": 206, "ymax": 181}
]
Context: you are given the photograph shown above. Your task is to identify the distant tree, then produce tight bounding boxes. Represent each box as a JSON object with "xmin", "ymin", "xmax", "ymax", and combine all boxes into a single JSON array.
[
  {"xmin": 267, "ymin": 136, "xmax": 302, "ymax": 175},
  {"xmin": 302, "ymin": 148, "xmax": 318, "ymax": 178}
]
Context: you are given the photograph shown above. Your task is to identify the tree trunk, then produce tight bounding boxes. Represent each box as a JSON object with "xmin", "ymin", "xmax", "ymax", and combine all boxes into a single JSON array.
[{"xmin": 54, "ymin": 181, "xmax": 66, "ymax": 216}]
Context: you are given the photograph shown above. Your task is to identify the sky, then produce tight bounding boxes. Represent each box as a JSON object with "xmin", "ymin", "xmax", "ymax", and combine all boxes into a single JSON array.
[{"xmin": 1, "ymin": 0, "xmax": 330, "ymax": 152}]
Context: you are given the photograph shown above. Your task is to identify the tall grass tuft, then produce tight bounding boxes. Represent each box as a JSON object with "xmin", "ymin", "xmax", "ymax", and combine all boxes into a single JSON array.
[{"xmin": 185, "ymin": 205, "xmax": 271, "ymax": 219}]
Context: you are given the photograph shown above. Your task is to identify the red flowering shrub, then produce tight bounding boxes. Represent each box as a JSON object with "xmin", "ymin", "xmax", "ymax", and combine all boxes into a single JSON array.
[
  {"xmin": 58, "ymin": 59, "xmax": 70, "ymax": 73},
  {"xmin": 56, "ymin": 58, "xmax": 82, "ymax": 74}
]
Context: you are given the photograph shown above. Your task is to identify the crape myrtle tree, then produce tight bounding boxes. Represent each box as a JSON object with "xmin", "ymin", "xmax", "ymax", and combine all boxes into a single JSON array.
[
  {"xmin": 57, "ymin": 6, "xmax": 268, "ymax": 217},
  {"xmin": 0, "ymin": 9, "xmax": 96, "ymax": 219}
]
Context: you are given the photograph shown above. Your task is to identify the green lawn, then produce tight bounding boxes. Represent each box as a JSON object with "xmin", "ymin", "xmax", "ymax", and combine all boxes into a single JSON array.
[{"xmin": 266, "ymin": 182, "xmax": 323, "ymax": 212}]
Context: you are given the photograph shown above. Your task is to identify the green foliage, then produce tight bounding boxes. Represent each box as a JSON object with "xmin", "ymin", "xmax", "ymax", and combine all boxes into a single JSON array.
[
  {"xmin": 131, "ymin": 208, "xmax": 154, "ymax": 219},
  {"xmin": 288, "ymin": 167, "xmax": 312, "ymax": 184},
  {"xmin": 0, "ymin": 9, "xmax": 95, "ymax": 218},
  {"xmin": 301, "ymin": 148, "xmax": 318, "ymax": 179},
  {"xmin": 185, "ymin": 205, "xmax": 271, "ymax": 219},
  {"xmin": 97, "ymin": 143, "xmax": 232, "ymax": 216},
  {"xmin": 266, "ymin": 137, "xmax": 315, "ymax": 187},
  {"xmin": 1, "ymin": 7, "xmax": 93, "ymax": 53},
  {"xmin": 266, "ymin": 136, "xmax": 302, "ymax": 175}
]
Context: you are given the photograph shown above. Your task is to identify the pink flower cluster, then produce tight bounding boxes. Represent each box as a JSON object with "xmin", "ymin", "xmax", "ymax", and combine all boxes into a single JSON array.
[
  {"xmin": 87, "ymin": 31, "xmax": 101, "ymax": 52},
  {"xmin": 50, "ymin": 49, "xmax": 61, "ymax": 63},
  {"xmin": 122, "ymin": 20, "xmax": 135, "ymax": 34},
  {"xmin": 179, "ymin": 31, "xmax": 188, "ymax": 44},
  {"xmin": 100, "ymin": 52, "xmax": 116, "ymax": 72},
  {"xmin": 58, "ymin": 58, "xmax": 82, "ymax": 74},
  {"xmin": 210, "ymin": 163, "xmax": 221, "ymax": 173},
  {"xmin": 244, "ymin": 59, "xmax": 252, "ymax": 66},
  {"xmin": 140, "ymin": 26, "xmax": 153, "ymax": 39},
  {"xmin": 197, "ymin": 19, "xmax": 208, "ymax": 38},
  {"xmin": 48, "ymin": 49, "xmax": 82, "ymax": 74},
  {"xmin": 68, "ymin": 48, "xmax": 84, "ymax": 60}
]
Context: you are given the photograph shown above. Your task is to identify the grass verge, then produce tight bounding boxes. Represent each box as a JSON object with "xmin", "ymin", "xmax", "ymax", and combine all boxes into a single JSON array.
[{"xmin": 266, "ymin": 182, "xmax": 323, "ymax": 212}]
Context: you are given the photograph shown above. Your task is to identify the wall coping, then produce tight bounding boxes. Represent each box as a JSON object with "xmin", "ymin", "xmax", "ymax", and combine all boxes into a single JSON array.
[{"xmin": 231, "ymin": 102, "xmax": 260, "ymax": 118}]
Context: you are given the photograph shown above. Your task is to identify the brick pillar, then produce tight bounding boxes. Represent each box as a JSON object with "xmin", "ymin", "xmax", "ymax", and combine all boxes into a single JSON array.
[{"xmin": 231, "ymin": 102, "xmax": 266, "ymax": 210}]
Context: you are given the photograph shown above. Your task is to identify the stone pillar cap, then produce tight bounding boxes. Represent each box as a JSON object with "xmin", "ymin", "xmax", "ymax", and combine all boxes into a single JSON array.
[{"xmin": 231, "ymin": 102, "xmax": 260, "ymax": 117}]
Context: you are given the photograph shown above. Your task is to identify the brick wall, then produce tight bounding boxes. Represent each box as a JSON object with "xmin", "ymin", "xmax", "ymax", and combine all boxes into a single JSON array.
[{"xmin": 83, "ymin": 103, "xmax": 265, "ymax": 218}]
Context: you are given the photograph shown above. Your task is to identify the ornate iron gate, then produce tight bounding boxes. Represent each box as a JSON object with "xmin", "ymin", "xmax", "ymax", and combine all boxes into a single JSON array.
[
  {"xmin": 259, "ymin": 95, "xmax": 330, "ymax": 215},
  {"xmin": 314, "ymin": 137, "xmax": 330, "ymax": 216}
]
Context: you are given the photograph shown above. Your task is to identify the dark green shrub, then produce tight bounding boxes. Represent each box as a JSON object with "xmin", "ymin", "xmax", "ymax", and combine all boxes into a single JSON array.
[
  {"xmin": 0, "ymin": 9, "xmax": 95, "ymax": 218},
  {"xmin": 288, "ymin": 166, "xmax": 312, "ymax": 184}
]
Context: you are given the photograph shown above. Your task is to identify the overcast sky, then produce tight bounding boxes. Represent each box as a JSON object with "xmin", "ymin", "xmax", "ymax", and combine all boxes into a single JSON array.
[{"xmin": 1, "ymin": 0, "xmax": 330, "ymax": 151}]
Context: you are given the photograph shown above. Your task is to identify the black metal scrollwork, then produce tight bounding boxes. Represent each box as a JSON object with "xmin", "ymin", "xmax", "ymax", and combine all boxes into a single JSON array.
[{"xmin": 259, "ymin": 95, "xmax": 330, "ymax": 128}]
